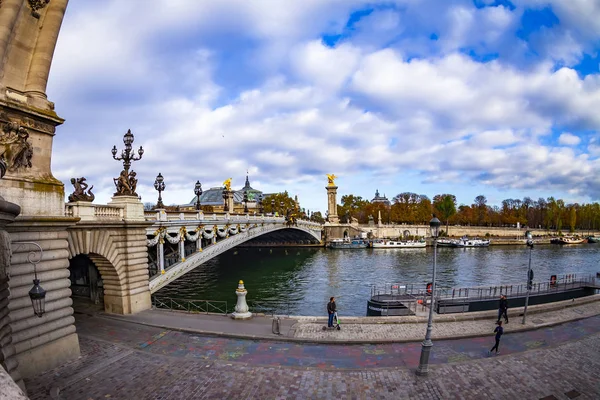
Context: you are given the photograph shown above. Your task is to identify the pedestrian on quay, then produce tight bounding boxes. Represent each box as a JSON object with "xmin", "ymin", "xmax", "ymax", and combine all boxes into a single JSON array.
[
  {"xmin": 489, "ymin": 321, "xmax": 504, "ymax": 355},
  {"xmin": 497, "ymin": 294, "xmax": 508, "ymax": 324},
  {"xmin": 327, "ymin": 297, "xmax": 336, "ymax": 328}
]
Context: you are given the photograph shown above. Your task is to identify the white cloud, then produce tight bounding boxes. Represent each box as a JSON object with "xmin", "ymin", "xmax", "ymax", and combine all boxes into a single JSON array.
[
  {"xmin": 47, "ymin": 0, "xmax": 600, "ymax": 212},
  {"xmin": 558, "ymin": 132, "xmax": 581, "ymax": 146}
]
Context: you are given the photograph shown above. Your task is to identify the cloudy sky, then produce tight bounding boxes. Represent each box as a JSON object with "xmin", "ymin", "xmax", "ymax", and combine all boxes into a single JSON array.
[{"xmin": 48, "ymin": 0, "xmax": 600, "ymax": 213}]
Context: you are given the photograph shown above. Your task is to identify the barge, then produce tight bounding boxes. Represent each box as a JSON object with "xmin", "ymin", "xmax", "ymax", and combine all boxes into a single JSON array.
[{"xmin": 367, "ymin": 274, "xmax": 599, "ymax": 316}]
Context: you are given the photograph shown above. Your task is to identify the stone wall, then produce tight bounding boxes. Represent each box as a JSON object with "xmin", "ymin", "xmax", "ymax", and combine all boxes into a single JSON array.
[
  {"xmin": 6, "ymin": 218, "xmax": 80, "ymax": 379},
  {"xmin": 67, "ymin": 222, "xmax": 152, "ymax": 315},
  {"xmin": 325, "ymin": 223, "xmax": 600, "ymax": 240}
]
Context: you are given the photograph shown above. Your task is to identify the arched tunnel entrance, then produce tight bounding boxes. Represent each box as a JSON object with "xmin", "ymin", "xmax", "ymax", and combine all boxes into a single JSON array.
[{"xmin": 68, "ymin": 255, "xmax": 104, "ymax": 307}]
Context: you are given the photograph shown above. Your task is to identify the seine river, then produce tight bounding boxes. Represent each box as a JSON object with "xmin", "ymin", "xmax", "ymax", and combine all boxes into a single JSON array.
[{"xmin": 156, "ymin": 245, "xmax": 600, "ymax": 316}]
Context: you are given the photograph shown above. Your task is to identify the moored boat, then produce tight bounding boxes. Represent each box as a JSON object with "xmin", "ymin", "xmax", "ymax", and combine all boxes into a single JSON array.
[
  {"xmin": 587, "ymin": 236, "xmax": 600, "ymax": 243},
  {"xmin": 452, "ymin": 236, "xmax": 490, "ymax": 248},
  {"xmin": 328, "ymin": 238, "xmax": 368, "ymax": 249},
  {"xmin": 372, "ymin": 240, "xmax": 426, "ymax": 248},
  {"xmin": 552, "ymin": 236, "xmax": 586, "ymax": 245},
  {"xmin": 436, "ymin": 238, "xmax": 457, "ymax": 247}
]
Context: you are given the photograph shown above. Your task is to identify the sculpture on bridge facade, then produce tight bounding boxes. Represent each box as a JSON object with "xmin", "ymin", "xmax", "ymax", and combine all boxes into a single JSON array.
[
  {"xmin": 111, "ymin": 129, "xmax": 143, "ymax": 197},
  {"xmin": 327, "ymin": 174, "xmax": 337, "ymax": 187},
  {"xmin": 68, "ymin": 177, "xmax": 95, "ymax": 202},
  {"xmin": 0, "ymin": 121, "xmax": 34, "ymax": 178}
]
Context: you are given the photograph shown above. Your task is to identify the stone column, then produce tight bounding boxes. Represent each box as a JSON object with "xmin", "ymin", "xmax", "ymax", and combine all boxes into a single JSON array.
[
  {"xmin": 24, "ymin": 0, "xmax": 69, "ymax": 107},
  {"xmin": 179, "ymin": 239, "xmax": 185, "ymax": 262},
  {"xmin": 326, "ymin": 186, "xmax": 339, "ymax": 223},
  {"xmin": 0, "ymin": 194, "xmax": 24, "ymax": 392},
  {"xmin": 158, "ymin": 239, "xmax": 165, "ymax": 274},
  {"xmin": 231, "ymin": 280, "xmax": 252, "ymax": 320},
  {"xmin": 223, "ymin": 191, "xmax": 234, "ymax": 213}
]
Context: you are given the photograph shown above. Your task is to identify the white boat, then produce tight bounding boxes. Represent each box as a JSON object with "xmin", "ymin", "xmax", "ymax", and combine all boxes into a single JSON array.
[
  {"xmin": 452, "ymin": 236, "xmax": 490, "ymax": 248},
  {"xmin": 437, "ymin": 238, "xmax": 457, "ymax": 247},
  {"xmin": 372, "ymin": 240, "xmax": 426, "ymax": 248}
]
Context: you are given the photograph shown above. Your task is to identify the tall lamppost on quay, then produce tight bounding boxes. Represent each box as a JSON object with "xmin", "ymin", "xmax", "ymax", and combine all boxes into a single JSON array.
[
  {"xmin": 416, "ymin": 215, "xmax": 442, "ymax": 377},
  {"xmin": 154, "ymin": 173, "xmax": 165, "ymax": 208},
  {"xmin": 194, "ymin": 180, "xmax": 203, "ymax": 211},
  {"xmin": 522, "ymin": 231, "xmax": 534, "ymax": 324},
  {"xmin": 111, "ymin": 129, "xmax": 144, "ymax": 176}
]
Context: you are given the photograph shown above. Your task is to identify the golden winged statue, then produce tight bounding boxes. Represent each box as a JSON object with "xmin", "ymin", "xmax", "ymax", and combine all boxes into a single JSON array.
[
  {"xmin": 327, "ymin": 174, "xmax": 337, "ymax": 186},
  {"xmin": 223, "ymin": 178, "xmax": 232, "ymax": 191}
]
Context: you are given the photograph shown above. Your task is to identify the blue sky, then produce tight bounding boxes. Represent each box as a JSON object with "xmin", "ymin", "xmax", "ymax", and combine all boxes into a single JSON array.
[{"xmin": 47, "ymin": 0, "xmax": 600, "ymax": 212}]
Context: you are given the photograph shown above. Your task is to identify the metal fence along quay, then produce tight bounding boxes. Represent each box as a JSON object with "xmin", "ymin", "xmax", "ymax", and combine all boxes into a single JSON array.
[
  {"xmin": 370, "ymin": 273, "xmax": 598, "ymax": 302},
  {"xmin": 152, "ymin": 297, "xmax": 229, "ymax": 314}
]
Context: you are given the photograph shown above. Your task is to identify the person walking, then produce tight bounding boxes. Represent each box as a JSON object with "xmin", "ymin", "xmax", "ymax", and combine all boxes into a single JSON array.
[
  {"xmin": 497, "ymin": 294, "xmax": 508, "ymax": 324},
  {"xmin": 489, "ymin": 321, "xmax": 504, "ymax": 355},
  {"xmin": 327, "ymin": 297, "xmax": 336, "ymax": 328}
]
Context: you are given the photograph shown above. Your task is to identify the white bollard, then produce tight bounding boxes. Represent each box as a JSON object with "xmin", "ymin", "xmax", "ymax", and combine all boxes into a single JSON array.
[{"xmin": 231, "ymin": 280, "xmax": 252, "ymax": 320}]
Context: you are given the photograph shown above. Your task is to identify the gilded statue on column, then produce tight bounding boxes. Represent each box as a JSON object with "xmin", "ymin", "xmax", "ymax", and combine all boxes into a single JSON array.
[{"xmin": 326, "ymin": 174, "xmax": 337, "ymax": 186}]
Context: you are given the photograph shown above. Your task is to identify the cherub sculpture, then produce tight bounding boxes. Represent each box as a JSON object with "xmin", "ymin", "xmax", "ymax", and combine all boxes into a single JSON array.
[
  {"xmin": 68, "ymin": 177, "xmax": 95, "ymax": 202},
  {"xmin": 327, "ymin": 174, "xmax": 337, "ymax": 186},
  {"xmin": 223, "ymin": 178, "xmax": 232, "ymax": 192}
]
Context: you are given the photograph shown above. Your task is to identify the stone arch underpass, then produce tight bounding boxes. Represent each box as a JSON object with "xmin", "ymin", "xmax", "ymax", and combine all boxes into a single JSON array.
[
  {"xmin": 66, "ymin": 223, "xmax": 152, "ymax": 314},
  {"xmin": 149, "ymin": 223, "xmax": 322, "ymax": 294}
]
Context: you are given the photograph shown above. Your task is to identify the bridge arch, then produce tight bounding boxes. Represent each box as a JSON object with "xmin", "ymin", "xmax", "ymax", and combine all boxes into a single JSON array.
[
  {"xmin": 66, "ymin": 226, "xmax": 152, "ymax": 314},
  {"xmin": 149, "ymin": 222, "xmax": 322, "ymax": 293}
]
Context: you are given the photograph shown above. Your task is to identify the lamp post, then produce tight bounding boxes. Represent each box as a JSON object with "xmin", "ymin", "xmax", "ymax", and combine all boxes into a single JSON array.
[
  {"xmin": 154, "ymin": 173, "xmax": 165, "ymax": 208},
  {"xmin": 243, "ymin": 190, "xmax": 249, "ymax": 213},
  {"xmin": 522, "ymin": 231, "xmax": 534, "ymax": 324},
  {"xmin": 15, "ymin": 242, "xmax": 46, "ymax": 317},
  {"xmin": 194, "ymin": 180, "xmax": 203, "ymax": 211},
  {"xmin": 223, "ymin": 191, "xmax": 229, "ymax": 212},
  {"xmin": 111, "ymin": 129, "xmax": 144, "ymax": 172},
  {"xmin": 280, "ymin": 201, "xmax": 284, "ymax": 216},
  {"xmin": 271, "ymin": 199, "xmax": 275, "ymax": 215},
  {"xmin": 416, "ymin": 215, "xmax": 442, "ymax": 376},
  {"xmin": 257, "ymin": 194, "xmax": 264, "ymax": 214}
]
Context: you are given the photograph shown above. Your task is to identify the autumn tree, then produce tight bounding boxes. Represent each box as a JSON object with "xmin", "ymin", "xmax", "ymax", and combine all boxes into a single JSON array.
[{"xmin": 434, "ymin": 194, "xmax": 457, "ymax": 235}]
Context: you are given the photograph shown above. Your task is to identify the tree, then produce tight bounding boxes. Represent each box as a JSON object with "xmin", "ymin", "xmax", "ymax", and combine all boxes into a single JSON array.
[
  {"xmin": 434, "ymin": 194, "xmax": 456, "ymax": 235},
  {"xmin": 474, "ymin": 195, "xmax": 488, "ymax": 226},
  {"xmin": 263, "ymin": 191, "xmax": 296, "ymax": 215},
  {"xmin": 310, "ymin": 211, "xmax": 325, "ymax": 224}
]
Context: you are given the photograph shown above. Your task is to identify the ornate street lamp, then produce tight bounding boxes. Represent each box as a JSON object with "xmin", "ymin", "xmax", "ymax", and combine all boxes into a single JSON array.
[
  {"xmin": 416, "ymin": 215, "xmax": 442, "ymax": 376},
  {"xmin": 522, "ymin": 231, "xmax": 534, "ymax": 324},
  {"xmin": 280, "ymin": 201, "xmax": 284, "ymax": 216},
  {"xmin": 15, "ymin": 242, "xmax": 46, "ymax": 317},
  {"xmin": 257, "ymin": 194, "xmax": 264, "ymax": 214},
  {"xmin": 154, "ymin": 173, "xmax": 165, "ymax": 208},
  {"xmin": 243, "ymin": 190, "xmax": 249, "ymax": 213},
  {"xmin": 271, "ymin": 199, "xmax": 275, "ymax": 215},
  {"xmin": 111, "ymin": 129, "xmax": 144, "ymax": 196},
  {"xmin": 194, "ymin": 180, "xmax": 203, "ymax": 211}
]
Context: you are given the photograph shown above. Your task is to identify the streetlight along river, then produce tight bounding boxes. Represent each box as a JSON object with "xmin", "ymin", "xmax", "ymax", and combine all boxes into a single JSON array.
[{"xmin": 156, "ymin": 244, "xmax": 600, "ymax": 316}]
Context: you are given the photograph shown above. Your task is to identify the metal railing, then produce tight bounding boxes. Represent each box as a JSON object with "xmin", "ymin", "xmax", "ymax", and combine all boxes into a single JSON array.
[
  {"xmin": 370, "ymin": 274, "xmax": 597, "ymax": 304},
  {"xmin": 152, "ymin": 297, "xmax": 228, "ymax": 314}
]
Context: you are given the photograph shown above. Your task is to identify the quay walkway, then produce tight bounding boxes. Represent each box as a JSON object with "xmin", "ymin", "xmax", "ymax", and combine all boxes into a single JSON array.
[
  {"xmin": 23, "ymin": 295, "xmax": 600, "ymax": 399},
  {"xmin": 103, "ymin": 294, "xmax": 600, "ymax": 343}
]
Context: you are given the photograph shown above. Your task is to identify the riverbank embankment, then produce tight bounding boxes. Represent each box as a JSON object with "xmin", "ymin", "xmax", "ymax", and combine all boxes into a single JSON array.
[{"xmin": 102, "ymin": 294, "xmax": 600, "ymax": 344}]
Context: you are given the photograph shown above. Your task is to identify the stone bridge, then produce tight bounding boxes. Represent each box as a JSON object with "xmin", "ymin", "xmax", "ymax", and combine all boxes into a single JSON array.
[{"xmin": 64, "ymin": 197, "xmax": 322, "ymax": 312}]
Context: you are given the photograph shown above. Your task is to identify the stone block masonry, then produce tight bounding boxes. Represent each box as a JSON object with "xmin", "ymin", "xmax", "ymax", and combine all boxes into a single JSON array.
[{"xmin": 6, "ymin": 218, "xmax": 80, "ymax": 378}]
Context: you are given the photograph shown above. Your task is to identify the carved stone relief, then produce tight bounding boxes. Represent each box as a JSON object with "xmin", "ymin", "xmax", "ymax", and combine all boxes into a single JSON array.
[
  {"xmin": 28, "ymin": 0, "xmax": 50, "ymax": 18},
  {"xmin": 0, "ymin": 122, "xmax": 33, "ymax": 178}
]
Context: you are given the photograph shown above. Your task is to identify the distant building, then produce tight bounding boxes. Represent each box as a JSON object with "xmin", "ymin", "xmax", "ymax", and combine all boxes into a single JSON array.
[
  {"xmin": 371, "ymin": 189, "xmax": 390, "ymax": 207},
  {"xmin": 180, "ymin": 175, "xmax": 275, "ymax": 212}
]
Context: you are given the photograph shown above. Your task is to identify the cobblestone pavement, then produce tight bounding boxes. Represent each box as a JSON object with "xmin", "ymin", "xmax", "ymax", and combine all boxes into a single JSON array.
[{"xmin": 25, "ymin": 314, "xmax": 600, "ymax": 399}]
